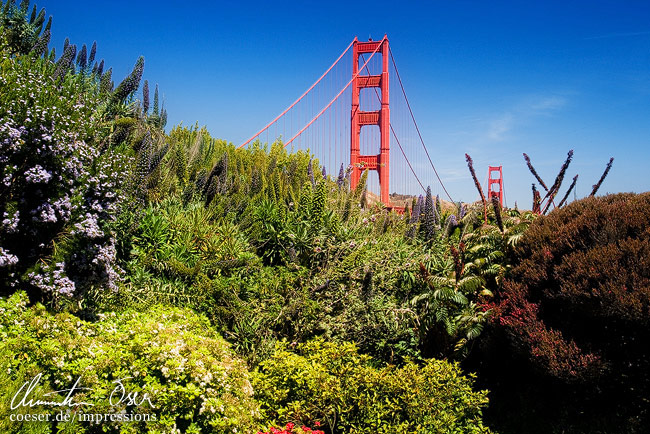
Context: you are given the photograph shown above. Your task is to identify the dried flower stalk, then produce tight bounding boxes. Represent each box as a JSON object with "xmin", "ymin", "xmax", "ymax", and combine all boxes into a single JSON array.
[
  {"xmin": 523, "ymin": 153, "xmax": 549, "ymax": 191},
  {"xmin": 542, "ymin": 150, "xmax": 573, "ymax": 214},
  {"xmin": 532, "ymin": 184, "xmax": 541, "ymax": 214},
  {"xmin": 492, "ymin": 195, "xmax": 503, "ymax": 232},
  {"xmin": 465, "ymin": 153, "xmax": 487, "ymax": 224},
  {"xmin": 557, "ymin": 174, "xmax": 579, "ymax": 208},
  {"xmin": 590, "ymin": 157, "xmax": 614, "ymax": 197}
]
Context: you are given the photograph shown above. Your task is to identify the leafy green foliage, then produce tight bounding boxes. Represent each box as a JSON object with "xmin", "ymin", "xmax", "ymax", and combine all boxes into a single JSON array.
[
  {"xmin": 0, "ymin": 5, "xmax": 171, "ymax": 310},
  {"xmin": 406, "ymin": 199, "xmax": 534, "ymax": 360},
  {"xmin": 0, "ymin": 0, "xmax": 51, "ymax": 56},
  {"xmin": 0, "ymin": 44, "xmax": 133, "ymax": 306},
  {"xmin": 255, "ymin": 339, "xmax": 492, "ymax": 434},
  {"xmin": 0, "ymin": 291, "xmax": 260, "ymax": 433}
]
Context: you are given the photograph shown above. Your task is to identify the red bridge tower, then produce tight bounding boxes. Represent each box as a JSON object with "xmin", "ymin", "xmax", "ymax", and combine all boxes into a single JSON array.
[
  {"xmin": 350, "ymin": 36, "xmax": 390, "ymax": 205},
  {"xmin": 487, "ymin": 166, "xmax": 504, "ymax": 207}
]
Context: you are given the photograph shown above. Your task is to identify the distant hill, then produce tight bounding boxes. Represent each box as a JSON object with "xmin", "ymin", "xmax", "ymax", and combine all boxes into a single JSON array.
[{"xmin": 362, "ymin": 191, "xmax": 458, "ymax": 213}]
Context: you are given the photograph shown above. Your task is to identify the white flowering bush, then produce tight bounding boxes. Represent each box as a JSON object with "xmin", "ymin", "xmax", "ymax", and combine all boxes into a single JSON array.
[
  {"xmin": 0, "ymin": 45, "xmax": 131, "ymax": 304},
  {"xmin": 0, "ymin": 291, "xmax": 261, "ymax": 433}
]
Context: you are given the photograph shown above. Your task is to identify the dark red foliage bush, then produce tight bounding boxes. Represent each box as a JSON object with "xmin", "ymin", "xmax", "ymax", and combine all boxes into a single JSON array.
[{"xmin": 490, "ymin": 192, "xmax": 650, "ymax": 432}]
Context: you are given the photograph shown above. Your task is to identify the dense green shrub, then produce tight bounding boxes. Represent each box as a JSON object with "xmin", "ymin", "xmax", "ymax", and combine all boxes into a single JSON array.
[
  {"xmin": 0, "ymin": 0, "xmax": 174, "ymax": 312},
  {"xmin": 482, "ymin": 193, "xmax": 650, "ymax": 433},
  {"xmin": 108, "ymin": 133, "xmax": 429, "ymax": 365},
  {"xmin": 129, "ymin": 198, "xmax": 257, "ymax": 285},
  {"xmin": 123, "ymin": 119, "xmax": 529, "ymax": 366},
  {"xmin": 0, "ymin": 47, "xmax": 134, "ymax": 306},
  {"xmin": 117, "ymin": 195, "xmax": 424, "ymax": 366},
  {"xmin": 255, "ymin": 339, "xmax": 492, "ymax": 434},
  {"xmin": 408, "ymin": 200, "xmax": 533, "ymax": 360},
  {"xmin": 0, "ymin": 291, "xmax": 260, "ymax": 433},
  {"xmin": 117, "ymin": 130, "xmax": 521, "ymax": 366},
  {"xmin": 113, "ymin": 197, "xmax": 287, "ymax": 364}
]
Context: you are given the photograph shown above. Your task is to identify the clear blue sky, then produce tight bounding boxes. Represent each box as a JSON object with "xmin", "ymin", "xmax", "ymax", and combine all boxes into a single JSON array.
[{"xmin": 39, "ymin": 0, "xmax": 649, "ymax": 207}]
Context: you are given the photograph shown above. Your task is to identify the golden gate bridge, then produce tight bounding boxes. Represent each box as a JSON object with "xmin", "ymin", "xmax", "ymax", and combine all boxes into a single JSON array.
[{"xmin": 238, "ymin": 36, "xmax": 505, "ymax": 210}]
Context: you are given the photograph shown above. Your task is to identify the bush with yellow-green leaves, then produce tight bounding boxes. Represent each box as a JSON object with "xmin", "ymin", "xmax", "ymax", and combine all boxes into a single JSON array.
[
  {"xmin": 254, "ymin": 339, "xmax": 492, "ymax": 434},
  {"xmin": 0, "ymin": 291, "xmax": 259, "ymax": 434}
]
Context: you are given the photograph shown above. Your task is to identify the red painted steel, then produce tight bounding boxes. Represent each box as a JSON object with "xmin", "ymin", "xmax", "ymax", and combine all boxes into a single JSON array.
[
  {"xmin": 358, "ymin": 75, "xmax": 381, "ymax": 88},
  {"xmin": 487, "ymin": 166, "xmax": 504, "ymax": 207},
  {"xmin": 358, "ymin": 111, "xmax": 380, "ymax": 125},
  {"xmin": 350, "ymin": 36, "xmax": 391, "ymax": 205},
  {"xmin": 356, "ymin": 154, "xmax": 379, "ymax": 169},
  {"xmin": 284, "ymin": 37, "xmax": 384, "ymax": 148}
]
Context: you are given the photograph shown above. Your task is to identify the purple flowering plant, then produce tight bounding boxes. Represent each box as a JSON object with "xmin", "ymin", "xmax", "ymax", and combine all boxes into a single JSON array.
[{"xmin": 0, "ymin": 43, "xmax": 132, "ymax": 306}]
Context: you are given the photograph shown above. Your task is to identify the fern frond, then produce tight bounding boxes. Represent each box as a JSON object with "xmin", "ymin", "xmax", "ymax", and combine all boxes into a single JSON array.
[
  {"xmin": 450, "ymin": 291, "xmax": 468, "ymax": 305},
  {"xmin": 457, "ymin": 275, "xmax": 483, "ymax": 294},
  {"xmin": 508, "ymin": 232, "xmax": 525, "ymax": 247}
]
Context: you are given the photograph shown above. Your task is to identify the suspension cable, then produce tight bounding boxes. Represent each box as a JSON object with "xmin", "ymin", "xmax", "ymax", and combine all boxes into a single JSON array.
[
  {"xmin": 389, "ymin": 47, "xmax": 454, "ymax": 202},
  {"xmin": 238, "ymin": 39, "xmax": 355, "ymax": 149},
  {"xmin": 284, "ymin": 36, "xmax": 386, "ymax": 148},
  {"xmin": 390, "ymin": 124, "xmax": 426, "ymax": 192},
  {"xmin": 358, "ymin": 53, "xmax": 426, "ymax": 193}
]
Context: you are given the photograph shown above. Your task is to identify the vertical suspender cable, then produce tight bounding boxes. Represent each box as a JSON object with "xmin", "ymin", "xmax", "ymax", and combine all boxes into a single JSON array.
[
  {"xmin": 389, "ymin": 48, "xmax": 453, "ymax": 202},
  {"xmin": 359, "ymin": 53, "xmax": 426, "ymax": 194},
  {"xmin": 238, "ymin": 39, "xmax": 354, "ymax": 149},
  {"xmin": 284, "ymin": 37, "xmax": 386, "ymax": 148}
]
